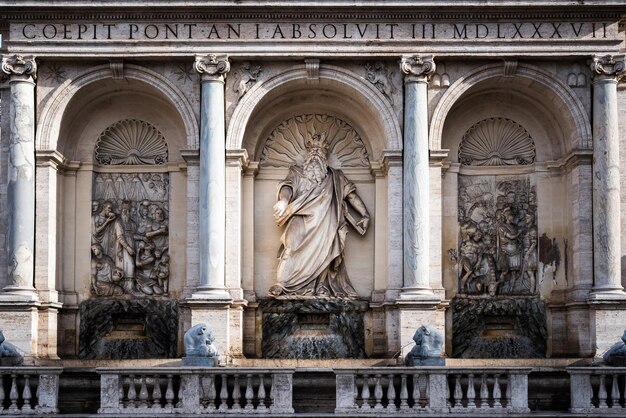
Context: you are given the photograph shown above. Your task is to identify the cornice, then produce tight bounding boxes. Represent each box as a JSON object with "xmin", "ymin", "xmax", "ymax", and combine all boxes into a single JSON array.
[{"xmin": 0, "ymin": 10, "xmax": 624, "ymax": 22}]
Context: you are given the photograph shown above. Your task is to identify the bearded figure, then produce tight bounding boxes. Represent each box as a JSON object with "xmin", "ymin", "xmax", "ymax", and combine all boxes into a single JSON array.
[{"xmin": 269, "ymin": 132, "xmax": 370, "ymax": 298}]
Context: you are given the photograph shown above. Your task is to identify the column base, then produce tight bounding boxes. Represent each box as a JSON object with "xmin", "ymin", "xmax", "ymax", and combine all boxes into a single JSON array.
[
  {"xmin": 0, "ymin": 286, "xmax": 38, "ymax": 302},
  {"xmin": 588, "ymin": 287, "xmax": 626, "ymax": 301},
  {"xmin": 398, "ymin": 286, "xmax": 441, "ymax": 302},
  {"xmin": 190, "ymin": 286, "xmax": 233, "ymax": 302}
]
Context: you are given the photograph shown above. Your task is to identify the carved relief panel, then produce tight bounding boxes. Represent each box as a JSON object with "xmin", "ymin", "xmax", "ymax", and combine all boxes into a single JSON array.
[
  {"xmin": 451, "ymin": 175, "xmax": 537, "ymax": 296},
  {"xmin": 90, "ymin": 119, "xmax": 170, "ymax": 297}
]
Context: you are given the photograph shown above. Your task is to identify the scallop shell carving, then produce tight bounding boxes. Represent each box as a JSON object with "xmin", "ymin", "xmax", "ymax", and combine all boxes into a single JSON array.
[
  {"xmin": 459, "ymin": 118, "xmax": 535, "ymax": 166},
  {"xmin": 260, "ymin": 114, "xmax": 370, "ymax": 168},
  {"xmin": 95, "ymin": 119, "xmax": 168, "ymax": 165}
]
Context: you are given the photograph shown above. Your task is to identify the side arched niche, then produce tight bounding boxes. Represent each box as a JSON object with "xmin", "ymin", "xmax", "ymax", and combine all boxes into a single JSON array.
[
  {"xmin": 37, "ymin": 65, "xmax": 196, "ymax": 357},
  {"xmin": 435, "ymin": 63, "xmax": 592, "ymax": 358},
  {"xmin": 226, "ymin": 63, "xmax": 402, "ymax": 357}
]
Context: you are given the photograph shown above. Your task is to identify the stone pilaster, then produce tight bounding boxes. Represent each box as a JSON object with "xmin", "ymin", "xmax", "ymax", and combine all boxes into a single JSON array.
[
  {"xmin": 192, "ymin": 54, "xmax": 231, "ymax": 301},
  {"xmin": 589, "ymin": 54, "xmax": 626, "ymax": 301},
  {"xmin": 399, "ymin": 55, "xmax": 438, "ymax": 300},
  {"xmin": 1, "ymin": 54, "xmax": 38, "ymax": 300}
]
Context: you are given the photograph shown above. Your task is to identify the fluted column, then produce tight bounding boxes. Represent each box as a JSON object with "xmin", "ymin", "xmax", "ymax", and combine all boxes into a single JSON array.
[
  {"xmin": 1, "ymin": 54, "xmax": 37, "ymax": 299},
  {"xmin": 589, "ymin": 54, "xmax": 626, "ymax": 300},
  {"xmin": 193, "ymin": 54, "xmax": 231, "ymax": 299},
  {"xmin": 399, "ymin": 55, "xmax": 437, "ymax": 299}
]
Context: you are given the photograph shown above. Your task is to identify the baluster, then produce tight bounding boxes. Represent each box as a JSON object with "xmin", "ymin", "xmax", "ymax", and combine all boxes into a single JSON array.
[
  {"xmin": 244, "ymin": 374, "xmax": 254, "ymax": 411},
  {"xmin": 446, "ymin": 375, "xmax": 451, "ymax": 408},
  {"xmin": 412, "ymin": 374, "xmax": 421, "ymax": 409},
  {"xmin": 386, "ymin": 374, "xmax": 396, "ymax": 411},
  {"xmin": 480, "ymin": 374, "xmax": 489, "ymax": 409},
  {"xmin": 466, "ymin": 374, "xmax": 476, "ymax": 408},
  {"xmin": 232, "ymin": 374, "xmax": 241, "ymax": 410},
  {"xmin": 118, "ymin": 376, "xmax": 124, "ymax": 408},
  {"xmin": 453, "ymin": 374, "xmax": 462, "ymax": 408},
  {"xmin": 492, "ymin": 374, "xmax": 502, "ymax": 408},
  {"xmin": 164, "ymin": 375, "xmax": 174, "ymax": 409},
  {"xmin": 218, "ymin": 374, "xmax": 229, "ymax": 411},
  {"xmin": 360, "ymin": 374, "xmax": 371, "ymax": 410},
  {"xmin": 0, "ymin": 374, "xmax": 5, "ymax": 412},
  {"xmin": 152, "ymin": 375, "xmax": 162, "ymax": 409},
  {"xmin": 206, "ymin": 374, "xmax": 217, "ymax": 410},
  {"xmin": 399, "ymin": 374, "xmax": 409, "ymax": 411},
  {"xmin": 373, "ymin": 374, "xmax": 383, "ymax": 410},
  {"xmin": 598, "ymin": 374, "xmax": 608, "ymax": 408},
  {"xmin": 22, "ymin": 374, "xmax": 32, "ymax": 411},
  {"xmin": 8, "ymin": 374, "xmax": 18, "ymax": 412},
  {"xmin": 139, "ymin": 375, "xmax": 149, "ymax": 408},
  {"xmin": 257, "ymin": 374, "xmax": 267, "ymax": 410},
  {"xmin": 505, "ymin": 374, "xmax": 511, "ymax": 408},
  {"xmin": 611, "ymin": 374, "xmax": 620, "ymax": 408},
  {"xmin": 127, "ymin": 375, "xmax": 137, "ymax": 408}
]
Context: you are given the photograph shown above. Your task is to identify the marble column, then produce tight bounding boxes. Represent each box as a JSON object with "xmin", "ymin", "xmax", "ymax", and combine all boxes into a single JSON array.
[
  {"xmin": 1, "ymin": 54, "xmax": 37, "ymax": 299},
  {"xmin": 399, "ymin": 55, "xmax": 437, "ymax": 300},
  {"xmin": 193, "ymin": 54, "xmax": 231, "ymax": 300},
  {"xmin": 589, "ymin": 54, "xmax": 626, "ymax": 300}
]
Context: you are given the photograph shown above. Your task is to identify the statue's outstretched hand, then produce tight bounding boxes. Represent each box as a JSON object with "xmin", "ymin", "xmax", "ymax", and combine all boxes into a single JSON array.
[{"xmin": 273, "ymin": 199, "xmax": 288, "ymax": 219}]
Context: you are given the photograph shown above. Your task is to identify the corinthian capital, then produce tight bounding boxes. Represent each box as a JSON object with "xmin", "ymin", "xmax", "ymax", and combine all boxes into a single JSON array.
[
  {"xmin": 194, "ymin": 54, "xmax": 230, "ymax": 81},
  {"xmin": 400, "ymin": 55, "xmax": 436, "ymax": 82},
  {"xmin": 590, "ymin": 54, "xmax": 625, "ymax": 81},
  {"xmin": 1, "ymin": 54, "xmax": 37, "ymax": 80}
]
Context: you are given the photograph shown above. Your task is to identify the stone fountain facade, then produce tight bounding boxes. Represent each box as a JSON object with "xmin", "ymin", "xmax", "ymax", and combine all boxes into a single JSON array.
[{"xmin": 0, "ymin": 1, "xmax": 624, "ymax": 372}]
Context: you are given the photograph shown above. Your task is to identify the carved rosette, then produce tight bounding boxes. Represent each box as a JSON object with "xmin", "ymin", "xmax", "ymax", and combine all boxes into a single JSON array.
[
  {"xmin": 194, "ymin": 54, "xmax": 230, "ymax": 81},
  {"xmin": 459, "ymin": 118, "xmax": 535, "ymax": 166},
  {"xmin": 590, "ymin": 54, "xmax": 626, "ymax": 81},
  {"xmin": 260, "ymin": 114, "xmax": 370, "ymax": 168},
  {"xmin": 95, "ymin": 119, "xmax": 168, "ymax": 165},
  {"xmin": 1, "ymin": 54, "xmax": 37, "ymax": 80},
  {"xmin": 400, "ymin": 54, "xmax": 435, "ymax": 82}
]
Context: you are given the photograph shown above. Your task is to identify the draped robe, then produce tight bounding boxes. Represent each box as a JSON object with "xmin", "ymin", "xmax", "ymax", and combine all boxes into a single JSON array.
[{"xmin": 271, "ymin": 166, "xmax": 359, "ymax": 298}]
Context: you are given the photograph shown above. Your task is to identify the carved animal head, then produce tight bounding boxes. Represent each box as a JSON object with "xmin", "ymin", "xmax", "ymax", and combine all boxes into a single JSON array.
[
  {"xmin": 184, "ymin": 323, "xmax": 218, "ymax": 357},
  {"xmin": 412, "ymin": 325, "xmax": 444, "ymax": 358}
]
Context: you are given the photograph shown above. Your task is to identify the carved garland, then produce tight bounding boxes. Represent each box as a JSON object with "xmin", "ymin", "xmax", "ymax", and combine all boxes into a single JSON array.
[
  {"xmin": 95, "ymin": 119, "xmax": 168, "ymax": 166},
  {"xmin": 459, "ymin": 117, "xmax": 535, "ymax": 166},
  {"xmin": 260, "ymin": 114, "xmax": 370, "ymax": 168}
]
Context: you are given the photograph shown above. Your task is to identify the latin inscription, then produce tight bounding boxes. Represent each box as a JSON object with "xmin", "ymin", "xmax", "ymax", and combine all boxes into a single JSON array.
[{"xmin": 14, "ymin": 21, "xmax": 614, "ymax": 42}]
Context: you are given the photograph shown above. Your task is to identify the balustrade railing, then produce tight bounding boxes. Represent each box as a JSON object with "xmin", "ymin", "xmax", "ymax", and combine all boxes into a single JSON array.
[
  {"xmin": 335, "ymin": 367, "xmax": 531, "ymax": 414},
  {"xmin": 97, "ymin": 367, "xmax": 294, "ymax": 414},
  {"xmin": 568, "ymin": 367, "xmax": 626, "ymax": 414},
  {"xmin": 0, "ymin": 367, "xmax": 62, "ymax": 414}
]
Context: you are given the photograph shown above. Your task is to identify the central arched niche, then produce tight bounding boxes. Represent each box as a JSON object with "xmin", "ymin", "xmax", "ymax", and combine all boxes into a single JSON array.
[
  {"xmin": 244, "ymin": 83, "xmax": 382, "ymax": 299},
  {"xmin": 440, "ymin": 72, "xmax": 581, "ymax": 358}
]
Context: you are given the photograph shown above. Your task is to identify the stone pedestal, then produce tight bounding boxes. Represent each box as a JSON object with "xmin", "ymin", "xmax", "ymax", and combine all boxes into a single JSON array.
[
  {"xmin": 397, "ymin": 300, "xmax": 445, "ymax": 358},
  {"xmin": 589, "ymin": 301, "xmax": 626, "ymax": 354},
  {"xmin": 181, "ymin": 356, "xmax": 217, "ymax": 366},
  {"xmin": 187, "ymin": 299, "xmax": 232, "ymax": 357},
  {"xmin": 0, "ymin": 303, "xmax": 39, "ymax": 357}
]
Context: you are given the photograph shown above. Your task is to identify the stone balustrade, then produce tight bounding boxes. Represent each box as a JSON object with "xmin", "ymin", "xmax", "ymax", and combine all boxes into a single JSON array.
[
  {"xmin": 97, "ymin": 367, "xmax": 295, "ymax": 414},
  {"xmin": 335, "ymin": 367, "xmax": 531, "ymax": 414},
  {"xmin": 0, "ymin": 367, "xmax": 62, "ymax": 414},
  {"xmin": 568, "ymin": 367, "xmax": 626, "ymax": 414}
]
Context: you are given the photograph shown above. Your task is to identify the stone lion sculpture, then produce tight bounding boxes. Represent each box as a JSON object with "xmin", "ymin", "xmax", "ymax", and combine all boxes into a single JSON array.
[
  {"xmin": 405, "ymin": 325, "xmax": 444, "ymax": 366},
  {"xmin": 183, "ymin": 324, "xmax": 219, "ymax": 357},
  {"xmin": 0, "ymin": 330, "xmax": 23, "ymax": 366},
  {"xmin": 603, "ymin": 329, "xmax": 626, "ymax": 366}
]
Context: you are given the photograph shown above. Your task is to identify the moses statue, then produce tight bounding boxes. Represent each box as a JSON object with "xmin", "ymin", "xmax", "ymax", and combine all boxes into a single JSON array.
[{"xmin": 269, "ymin": 132, "xmax": 370, "ymax": 298}]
